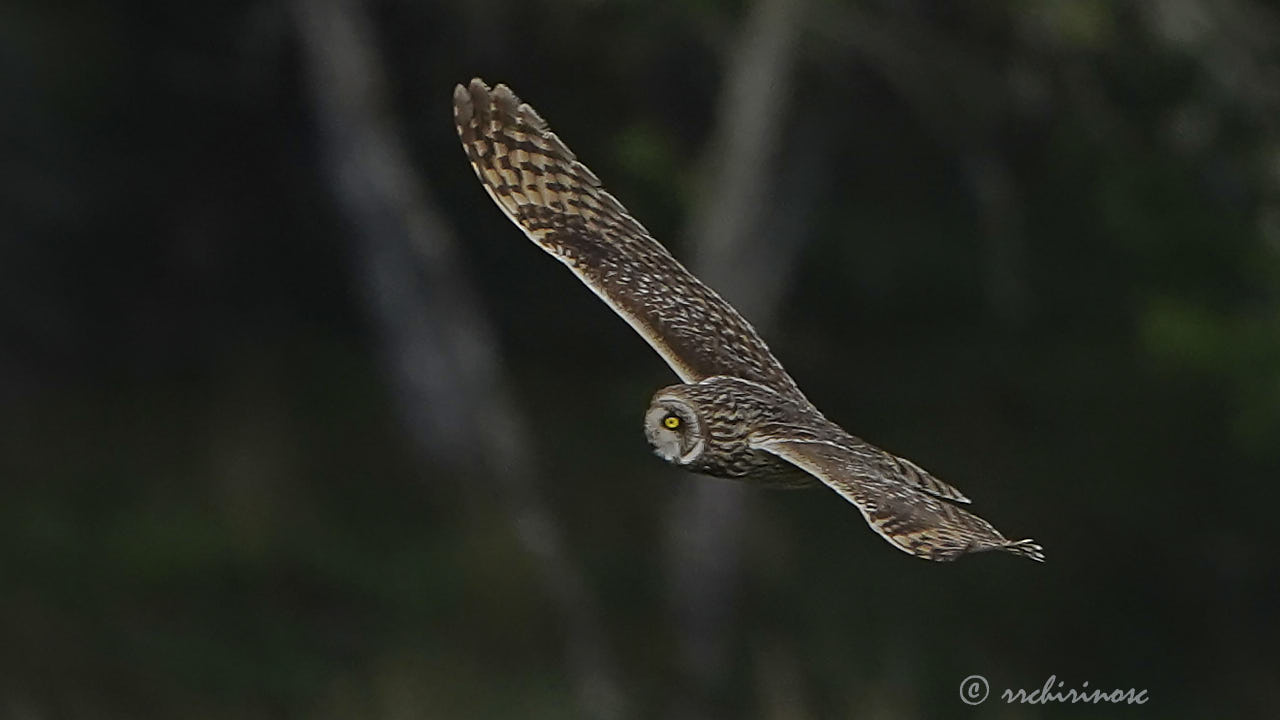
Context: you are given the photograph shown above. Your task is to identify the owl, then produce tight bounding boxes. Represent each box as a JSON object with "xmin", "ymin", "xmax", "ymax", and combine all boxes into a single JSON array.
[{"xmin": 453, "ymin": 78, "xmax": 1042, "ymax": 562}]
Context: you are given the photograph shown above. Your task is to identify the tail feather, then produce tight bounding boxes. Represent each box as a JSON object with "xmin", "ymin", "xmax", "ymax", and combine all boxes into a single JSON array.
[{"xmin": 1003, "ymin": 538, "xmax": 1045, "ymax": 562}]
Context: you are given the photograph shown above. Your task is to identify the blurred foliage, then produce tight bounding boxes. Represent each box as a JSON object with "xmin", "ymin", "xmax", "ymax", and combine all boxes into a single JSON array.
[{"xmin": 2, "ymin": 0, "xmax": 1279, "ymax": 718}]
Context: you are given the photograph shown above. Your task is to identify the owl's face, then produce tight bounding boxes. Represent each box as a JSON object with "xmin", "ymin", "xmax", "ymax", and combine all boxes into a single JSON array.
[
  {"xmin": 644, "ymin": 392, "xmax": 705, "ymax": 465},
  {"xmin": 644, "ymin": 379, "xmax": 823, "ymax": 485}
]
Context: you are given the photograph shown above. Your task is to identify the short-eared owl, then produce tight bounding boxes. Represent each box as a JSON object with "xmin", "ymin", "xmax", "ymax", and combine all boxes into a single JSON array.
[{"xmin": 453, "ymin": 78, "xmax": 1042, "ymax": 562}]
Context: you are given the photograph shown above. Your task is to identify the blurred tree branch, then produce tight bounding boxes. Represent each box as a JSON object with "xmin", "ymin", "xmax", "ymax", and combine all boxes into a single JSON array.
[
  {"xmin": 665, "ymin": 0, "xmax": 812, "ymax": 715},
  {"xmin": 810, "ymin": 4, "xmax": 1032, "ymax": 327},
  {"xmin": 292, "ymin": 1, "xmax": 626, "ymax": 717}
]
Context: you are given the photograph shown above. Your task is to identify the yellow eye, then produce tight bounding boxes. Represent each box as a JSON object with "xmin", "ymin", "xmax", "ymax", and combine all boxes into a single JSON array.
[{"xmin": 663, "ymin": 414, "xmax": 681, "ymax": 430}]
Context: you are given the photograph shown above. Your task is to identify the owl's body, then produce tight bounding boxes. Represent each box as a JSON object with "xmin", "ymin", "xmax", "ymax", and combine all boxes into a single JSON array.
[
  {"xmin": 647, "ymin": 377, "xmax": 818, "ymax": 487},
  {"xmin": 454, "ymin": 78, "xmax": 1043, "ymax": 563}
]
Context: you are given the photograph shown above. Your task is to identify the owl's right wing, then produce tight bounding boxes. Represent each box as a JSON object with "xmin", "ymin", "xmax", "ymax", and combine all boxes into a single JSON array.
[
  {"xmin": 453, "ymin": 78, "xmax": 801, "ymax": 398},
  {"xmin": 751, "ymin": 435, "xmax": 1044, "ymax": 562}
]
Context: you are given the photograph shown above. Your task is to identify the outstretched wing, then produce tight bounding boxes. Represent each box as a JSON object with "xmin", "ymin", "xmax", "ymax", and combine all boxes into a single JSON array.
[
  {"xmin": 453, "ymin": 78, "xmax": 801, "ymax": 398},
  {"xmin": 752, "ymin": 414, "xmax": 975, "ymax": 505},
  {"xmin": 751, "ymin": 435, "xmax": 1044, "ymax": 562}
]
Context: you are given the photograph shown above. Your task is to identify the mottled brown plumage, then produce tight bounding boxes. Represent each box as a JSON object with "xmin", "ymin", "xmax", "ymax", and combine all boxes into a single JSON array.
[
  {"xmin": 453, "ymin": 78, "xmax": 1043, "ymax": 562},
  {"xmin": 453, "ymin": 79, "xmax": 802, "ymax": 398}
]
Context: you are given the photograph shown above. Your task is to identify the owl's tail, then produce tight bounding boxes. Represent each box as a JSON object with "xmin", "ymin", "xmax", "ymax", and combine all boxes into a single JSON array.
[{"xmin": 1002, "ymin": 538, "xmax": 1046, "ymax": 562}]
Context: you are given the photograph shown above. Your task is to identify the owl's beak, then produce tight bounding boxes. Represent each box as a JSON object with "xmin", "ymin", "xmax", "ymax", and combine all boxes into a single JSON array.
[{"xmin": 651, "ymin": 443, "xmax": 678, "ymax": 463}]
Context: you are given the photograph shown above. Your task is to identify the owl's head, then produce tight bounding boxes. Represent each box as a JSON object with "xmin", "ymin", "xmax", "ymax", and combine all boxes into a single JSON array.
[{"xmin": 644, "ymin": 388, "xmax": 706, "ymax": 465}]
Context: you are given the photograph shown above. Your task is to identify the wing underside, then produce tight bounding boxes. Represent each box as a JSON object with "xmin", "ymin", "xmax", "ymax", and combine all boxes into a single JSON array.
[
  {"xmin": 453, "ymin": 78, "xmax": 800, "ymax": 397},
  {"xmin": 752, "ymin": 435, "xmax": 1044, "ymax": 562}
]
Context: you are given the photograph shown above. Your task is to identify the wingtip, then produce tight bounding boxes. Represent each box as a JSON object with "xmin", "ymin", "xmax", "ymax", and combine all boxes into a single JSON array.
[
  {"xmin": 454, "ymin": 77, "xmax": 491, "ymax": 102},
  {"xmin": 454, "ymin": 77, "xmax": 494, "ymax": 112},
  {"xmin": 452, "ymin": 83, "xmax": 471, "ymax": 121},
  {"xmin": 455, "ymin": 78, "xmax": 507, "ymax": 133},
  {"xmin": 455, "ymin": 77, "xmax": 558, "ymax": 147}
]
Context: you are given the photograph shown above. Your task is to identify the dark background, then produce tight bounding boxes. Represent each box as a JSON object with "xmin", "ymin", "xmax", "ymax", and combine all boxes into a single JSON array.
[{"xmin": 3, "ymin": 0, "xmax": 1278, "ymax": 718}]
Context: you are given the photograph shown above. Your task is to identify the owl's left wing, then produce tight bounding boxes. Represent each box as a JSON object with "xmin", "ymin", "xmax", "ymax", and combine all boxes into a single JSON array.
[
  {"xmin": 751, "ymin": 435, "xmax": 1044, "ymax": 562},
  {"xmin": 453, "ymin": 79, "xmax": 802, "ymax": 399}
]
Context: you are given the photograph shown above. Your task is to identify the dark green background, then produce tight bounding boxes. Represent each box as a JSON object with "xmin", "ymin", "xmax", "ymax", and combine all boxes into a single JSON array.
[{"xmin": 3, "ymin": 1, "xmax": 1278, "ymax": 718}]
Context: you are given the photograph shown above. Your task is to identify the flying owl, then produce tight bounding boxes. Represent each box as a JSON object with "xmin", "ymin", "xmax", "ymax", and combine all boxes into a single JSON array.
[{"xmin": 453, "ymin": 78, "xmax": 1043, "ymax": 563}]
